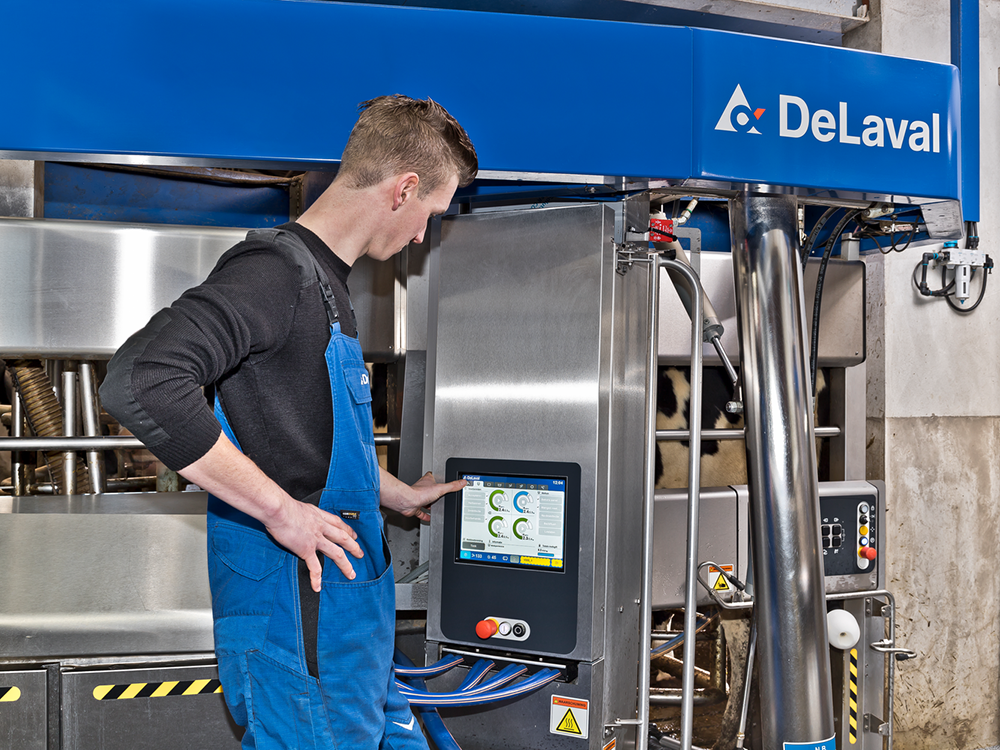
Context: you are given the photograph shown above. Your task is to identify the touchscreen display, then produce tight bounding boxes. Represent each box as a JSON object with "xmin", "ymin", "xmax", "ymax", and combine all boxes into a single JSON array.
[{"xmin": 457, "ymin": 474, "xmax": 566, "ymax": 571}]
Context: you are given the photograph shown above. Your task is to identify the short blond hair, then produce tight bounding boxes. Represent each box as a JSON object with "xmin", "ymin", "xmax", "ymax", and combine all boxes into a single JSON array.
[{"xmin": 338, "ymin": 95, "xmax": 478, "ymax": 194}]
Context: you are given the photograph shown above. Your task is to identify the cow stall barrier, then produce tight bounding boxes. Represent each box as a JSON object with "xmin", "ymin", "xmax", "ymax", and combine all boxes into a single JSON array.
[
  {"xmin": 633, "ymin": 251, "xmax": 707, "ymax": 750},
  {"xmin": 638, "ymin": 243, "xmax": 850, "ymax": 750}
]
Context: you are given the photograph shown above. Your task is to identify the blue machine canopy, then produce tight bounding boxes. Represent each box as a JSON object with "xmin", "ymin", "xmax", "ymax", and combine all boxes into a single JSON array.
[{"xmin": 1, "ymin": 0, "xmax": 960, "ymax": 206}]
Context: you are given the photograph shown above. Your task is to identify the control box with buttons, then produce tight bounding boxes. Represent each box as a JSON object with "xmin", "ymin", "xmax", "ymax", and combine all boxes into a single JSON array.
[
  {"xmin": 475, "ymin": 616, "xmax": 531, "ymax": 642},
  {"xmin": 732, "ymin": 481, "xmax": 884, "ymax": 595},
  {"xmin": 818, "ymin": 481, "xmax": 884, "ymax": 592}
]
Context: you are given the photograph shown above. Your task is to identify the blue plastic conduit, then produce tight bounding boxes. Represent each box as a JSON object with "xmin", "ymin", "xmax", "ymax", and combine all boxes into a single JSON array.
[
  {"xmin": 952, "ymin": 0, "xmax": 980, "ymax": 221},
  {"xmin": 394, "ymin": 649, "xmax": 463, "ymax": 750}
]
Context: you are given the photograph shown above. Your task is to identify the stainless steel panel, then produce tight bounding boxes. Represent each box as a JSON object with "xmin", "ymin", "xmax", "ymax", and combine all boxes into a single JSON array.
[
  {"xmin": 832, "ymin": 597, "xmax": 887, "ymax": 750},
  {"xmin": 651, "ymin": 487, "xmax": 745, "ymax": 609},
  {"xmin": 62, "ymin": 663, "xmax": 241, "ymax": 750},
  {"xmin": 0, "ymin": 218, "xmax": 243, "ymax": 358},
  {"xmin": 0, "ymin": 161, "xmax": 43, "ymax": 218},
  {"xmin": 658, "ymin": 252, "xmax": 865, "ymax": 367},
  {"xmin": 350, "ymin": 251, "xmax": 399, "ymax": 361},
  {"xmin": 730, "ymin": 191, "xmax": 835, "ymax": 746},
  {"xmin": 0, "ymin": 217, "xmax": 396, "ymax": 359},
  {"xmin": 427, "ymin": 204, "xmax": 612, "ymax": 665},
  {"xmin": 0, "ymin": 669, "xmax": 46, "ymax": 750},
  {"xmin": 0, "ymin": 492, "xmax": 213, "ymax": 658}
]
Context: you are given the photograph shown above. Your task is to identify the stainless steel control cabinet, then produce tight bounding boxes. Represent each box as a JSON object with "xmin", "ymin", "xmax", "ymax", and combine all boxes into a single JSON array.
[{"xmin": 425, "ymin": 203, "xmax": 652, "ymax": 750}]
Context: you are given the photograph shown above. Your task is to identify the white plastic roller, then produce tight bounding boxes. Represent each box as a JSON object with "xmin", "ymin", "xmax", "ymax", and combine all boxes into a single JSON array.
[{"xmin": 827, "ymin": 608, "xmax": 861, "ymax": 650}]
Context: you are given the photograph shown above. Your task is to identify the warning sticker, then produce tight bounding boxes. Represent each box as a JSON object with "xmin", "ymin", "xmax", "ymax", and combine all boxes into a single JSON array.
[
  {"xmin": 603, "ymin": 738, "xmax": 617, "ymax": 750},
  {"xmin": 708, "ymin": 564, "xmax": 735, "ymax": 591},
  {"xmin": 550, "ymin": 695, "xmax": 589, "ymax": 739}
]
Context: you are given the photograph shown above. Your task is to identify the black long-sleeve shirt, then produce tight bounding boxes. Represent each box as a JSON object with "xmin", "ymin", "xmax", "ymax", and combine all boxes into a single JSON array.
[{"xmin": 100, "ymin": 223, "xmax": 354, "ymax": 501}]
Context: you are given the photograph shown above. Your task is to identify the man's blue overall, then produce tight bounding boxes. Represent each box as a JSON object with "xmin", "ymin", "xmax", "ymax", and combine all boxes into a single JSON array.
[{"xmin": 205, "ymin": 230, "xmax": 427, "ymax": 750}]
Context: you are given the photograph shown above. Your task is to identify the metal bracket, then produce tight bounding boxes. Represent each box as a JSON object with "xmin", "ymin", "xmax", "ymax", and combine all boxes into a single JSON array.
[
  {"xmin": 615, "ymin": 246, "xmax": 654, "ymax": 275},
  {"xmin": 864, "ymin": 713, "xmax": 890, "ymax": 736},
  {"xmin": 614, "ymin": 197, "xmax": 651, "ymax": 245}
]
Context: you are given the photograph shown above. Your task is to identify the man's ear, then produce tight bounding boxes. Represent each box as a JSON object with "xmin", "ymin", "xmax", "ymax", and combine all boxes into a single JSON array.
[{"xmin": 391, "ymin": 173, "xmax": 421, "ymax": 211}]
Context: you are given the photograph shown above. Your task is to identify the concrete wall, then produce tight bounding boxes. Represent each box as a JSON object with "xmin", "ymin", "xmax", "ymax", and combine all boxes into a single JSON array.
[{"xmin": 848, "ymin": 2, "xmax": 1000, "ymax": 748}]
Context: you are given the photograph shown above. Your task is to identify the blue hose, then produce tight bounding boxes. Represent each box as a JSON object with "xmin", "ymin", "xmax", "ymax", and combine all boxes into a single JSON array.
[
  {"xmin": 398, "ymin": 668, "xmax": 561, "ymax": 707},
  {"xmin": 394, "ymin": 653, "xmax": 465, "ymax": 678},
  {"xmin": 393, "ymin": 649, "xmax": 463, "ymax": 750},
  {"xmin": 458, "ymin": 660, "xmax": 495, "ymax": 691}
]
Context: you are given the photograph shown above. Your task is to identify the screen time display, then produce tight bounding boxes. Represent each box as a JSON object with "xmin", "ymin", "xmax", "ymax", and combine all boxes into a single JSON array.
[{"xmin": 457, "ymin": 474, "xmax": 566, "ymax": 571}]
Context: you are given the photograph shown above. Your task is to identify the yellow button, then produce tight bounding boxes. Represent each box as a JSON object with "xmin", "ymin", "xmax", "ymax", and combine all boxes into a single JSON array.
[
  {"xmin": 519, "ymin": 556, "xmax": 551, "ymax": 567},
  {"xmin": 859, "ymin": 525, "xmax": 869, "ymax": 536}
]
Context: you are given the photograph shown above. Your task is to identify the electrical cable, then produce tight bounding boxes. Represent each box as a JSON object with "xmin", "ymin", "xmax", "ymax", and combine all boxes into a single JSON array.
[
  {"xmin": 800, "ymin": 207, "xmax": 839, "ymax": 266},
  {"xmin": 458, "ymin": 660, "xmax": 495, "ymax": 691},
  {"xmin": 810, "ymin": 209, "xmax": 862, "ymax": 396},
  {"xmin": 394, "ymin": 653, "xmax": 465, "ymax": 678},
  {"xmin": 398, "ymin": 663, "xmax": 527, "ymax": 701},
  {"xmin": 394, "ymin": 649, "xmax": 463, "ymax": 750},
  {"xmin": 398, "ymin": 668, "xmax": 561, "ymax": 707},
  {"xmin": 887, "ymin": 223, "xmax": 916, "ymax": 254}
]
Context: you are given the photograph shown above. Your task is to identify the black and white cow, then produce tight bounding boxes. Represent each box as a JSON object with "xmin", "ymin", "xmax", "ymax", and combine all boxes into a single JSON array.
[{"xmin": 655, "ymin": 366, "xmax": 828, "ymax": 489}]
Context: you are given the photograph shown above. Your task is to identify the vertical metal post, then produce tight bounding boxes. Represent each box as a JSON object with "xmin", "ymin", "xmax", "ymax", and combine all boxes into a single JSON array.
[
  {"xmin": 10, "ymin": 391, "xmax": 27, "ymax": 496},
  {"xmin": 637, "ymin": 257, "xmax": 661, "ymax": 750},
  {"xmin": 659, "ymin": 258, "xmax": 704, "ymax": 750},
  {"xmin": 729, "ymin": 189, "xmax": 835, "ymax": 747},
  {"xmin": 78, "ymin": 362, "xmax": 106, "ymax": 494},
  {"xmin": 61, "ymin": 369, "xmax": 78, "ymax": 495}
]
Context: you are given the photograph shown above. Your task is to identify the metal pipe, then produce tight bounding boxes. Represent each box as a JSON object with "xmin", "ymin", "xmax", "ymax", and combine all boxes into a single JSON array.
[
  {"xmin": 6, "ymin": 476, "xmax": 158, "ymax": 495},
  {"xmin": 648, "ymin": 689, "xmax": 727, "ymax": 706},
  {"xmin": 729, "ymin": 190, "xmax": 834, "ymax": 747},
  {"xmin": 0, "ymin": 433, "xmax": 400, "ymax": 451},
  {"xmin": 0, "ymin": 436, "xmax": 142, "ymax": 451},
  {"xmin": 656, "ymin": 426, "xmax": 840, "ymax": 441},
  {"xmin": 637, "ymin": 253, "xmax": 662, "ymax": 750},
  {"xmin": 78, "ymin": 363, "xmax": 106, "ymax": 494},
  {"xmin": 735, "ymin": 617, "xmax": 757, "ymax": 749},
  {"xmin": 10, "ymin": 393, "xmax": 27, "ymax": 496},
  {"xmin": 660, "ymin": 257, "xmax": 705, "ymax": 750},
  {"xmin": 61, "ymin": 370, "xmax": 77, "ymax": 495}
]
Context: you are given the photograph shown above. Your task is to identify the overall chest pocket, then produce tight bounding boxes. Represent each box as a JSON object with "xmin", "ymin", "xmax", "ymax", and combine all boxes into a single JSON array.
[
  {"xmin": 338, "ymin": 360, "xmax": 380, "ymax": 487},
  {"xmin": 341, "ymin": 361, "xmax": 376, "ymax": 444}
]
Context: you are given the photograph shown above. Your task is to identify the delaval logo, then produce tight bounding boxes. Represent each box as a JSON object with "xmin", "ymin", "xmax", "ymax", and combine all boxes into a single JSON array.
[
  {"xmin": 715, "ymin": 85, "xmax": 766, "ymax": 134},
  {"xmin": 715, "ymin": 84, "xmax": 942, "ymax": 153}
]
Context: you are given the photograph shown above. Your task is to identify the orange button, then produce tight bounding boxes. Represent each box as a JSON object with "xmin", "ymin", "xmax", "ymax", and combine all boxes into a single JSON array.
[
  {"xmin": 859, "ymin": 546, "xmax": 877, "ymax": 561},
  {"xmin": 475, "ymin": 619, "xmax": 498, "ymax": 639}
]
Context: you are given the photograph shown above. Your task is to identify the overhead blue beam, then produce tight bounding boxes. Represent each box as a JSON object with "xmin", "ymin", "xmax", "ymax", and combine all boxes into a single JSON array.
[
  {"xmin": 951, "ymin": 0, "xmax": 979, "ymax": 221},
  {"xmin": 1, "ymin": 0, "xmax": 960, "ymax": 203}
]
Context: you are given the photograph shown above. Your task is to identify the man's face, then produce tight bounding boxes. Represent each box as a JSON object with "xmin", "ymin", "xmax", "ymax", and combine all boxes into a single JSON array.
[{"xmin": 373, "ymin": 172, "xmax": 459, "ymax": 260}]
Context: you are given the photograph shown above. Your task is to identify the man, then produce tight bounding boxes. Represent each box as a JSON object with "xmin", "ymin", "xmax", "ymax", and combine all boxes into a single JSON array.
[{"xmin": 101, "ymin": 95, "xmax": 478, "ymax": 749}]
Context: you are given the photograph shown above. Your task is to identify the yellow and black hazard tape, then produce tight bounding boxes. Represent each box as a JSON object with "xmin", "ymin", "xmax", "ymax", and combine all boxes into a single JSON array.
[
  {"xmin": 0, "ymin": 686, "xmax": 21, "ymax": 702},
  {"xmin": 93, "ymin": 679, "xmax": 222, "ymax": 701},
  {"xmin": 848, "ymin": 648, "xmax": 859, "ymax": 744}
]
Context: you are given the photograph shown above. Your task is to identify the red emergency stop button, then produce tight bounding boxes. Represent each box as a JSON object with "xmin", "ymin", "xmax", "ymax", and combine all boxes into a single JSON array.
[
  {"xmin": 475, "ymin": 619, "xmax": 498, "ymax": 639},
  {"xmin": 859, "ymin": 546, "xmax": 877, "ymax": 561}
]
